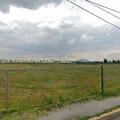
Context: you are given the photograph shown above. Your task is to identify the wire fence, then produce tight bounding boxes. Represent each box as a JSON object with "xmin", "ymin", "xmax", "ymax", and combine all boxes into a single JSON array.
[
  {"xmin": 0, "ymin": 65, "xmax": 120, "ymax": 113},
  {"xmin": 103, "ymin": 66, "xmax": 120, "ymax": 93}
]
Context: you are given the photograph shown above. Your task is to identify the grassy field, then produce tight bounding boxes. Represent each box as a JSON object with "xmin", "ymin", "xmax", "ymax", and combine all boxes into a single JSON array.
[{"xmin": 0, "ymin": 63, "xmax": 120, "ymax": 120}]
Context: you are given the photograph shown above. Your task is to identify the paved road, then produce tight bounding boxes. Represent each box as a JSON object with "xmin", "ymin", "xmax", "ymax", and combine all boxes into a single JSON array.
[{"xmin": 38, "ymin": 97, "xmax": 120, "ymax": 120}]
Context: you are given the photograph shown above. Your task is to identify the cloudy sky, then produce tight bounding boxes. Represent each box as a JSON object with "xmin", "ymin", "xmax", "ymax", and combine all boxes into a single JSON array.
[{"xmin": 0, "ymin": 0, "xmax": 120, "ymax": 61}]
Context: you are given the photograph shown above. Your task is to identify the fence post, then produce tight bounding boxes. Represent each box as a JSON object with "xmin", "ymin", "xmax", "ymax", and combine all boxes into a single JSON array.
[
  {"xmin": 101, "ymin": 64, "xmax": 104, "ymax": 93},
  {"xmin": 66, "ymin": 69, "xmax": 68, "ymax": 100},
  {"xmin": 6, "ymin": 71, "xmax": 9, "ymax": 112}
]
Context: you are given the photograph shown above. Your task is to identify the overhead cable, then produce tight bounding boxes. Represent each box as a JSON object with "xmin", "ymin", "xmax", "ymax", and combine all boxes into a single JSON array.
[
  {"xmin": 85, "ymin": 0, "xmax": 120, "ymax": 20},
  {"xmin": 66, "ymin": 0, "xmax": 120, "ymax": 30},
  {"xmin": 85, "ymin": 0, "xmax": 120, "ymax": 14}
]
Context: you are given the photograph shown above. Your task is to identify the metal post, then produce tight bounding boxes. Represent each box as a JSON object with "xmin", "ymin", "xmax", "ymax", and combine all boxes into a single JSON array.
[
  {"xmin": 66, "ymin": 69, "xmax": 68, "ymax": 100},
  {"xmin": 101, "ymin": 65, "xmax": 104, "ymax": 93},
  {"xmin": 6, "ymin": 71, "xmax": 9, "ymax": 112}
]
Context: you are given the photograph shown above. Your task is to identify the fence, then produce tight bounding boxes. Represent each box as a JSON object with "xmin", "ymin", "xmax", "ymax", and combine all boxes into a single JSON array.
[
  {"xmin": 103, "ymin": 65, "xmax": 120, "ymax": 94},
  {"xmin": 0, "ymin": 65, "xmax": 120, "ymax": 113}
]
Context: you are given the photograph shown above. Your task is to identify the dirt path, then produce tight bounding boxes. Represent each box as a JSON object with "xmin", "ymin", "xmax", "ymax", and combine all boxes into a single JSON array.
[{"xmin": 38, "ymin": 97, "xmax": 120, "ymax": 120}]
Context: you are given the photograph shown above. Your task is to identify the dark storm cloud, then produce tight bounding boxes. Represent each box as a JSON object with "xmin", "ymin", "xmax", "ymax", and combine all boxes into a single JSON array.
[
  {"xmin": 0, "ymin": 0, "xmax": 62, "ymax": 13},
  {"xmin": 0, "ymin": 22, "xmax": 63, "ymax": 55},
  {"xmin": 0, "ymin": 21, "xmax": 119, "ymax": 59}
]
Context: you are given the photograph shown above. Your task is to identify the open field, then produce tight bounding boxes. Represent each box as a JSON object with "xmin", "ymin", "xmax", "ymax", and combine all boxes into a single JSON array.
[{"xmin": 1, "ymin": 63, "xmax": 120, "ymax": 119}]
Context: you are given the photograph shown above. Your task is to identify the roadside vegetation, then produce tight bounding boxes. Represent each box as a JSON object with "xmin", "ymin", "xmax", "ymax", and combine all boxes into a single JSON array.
[{"xmin": 0, "ymin": 63, "xmax": 120, "ymax": 120}]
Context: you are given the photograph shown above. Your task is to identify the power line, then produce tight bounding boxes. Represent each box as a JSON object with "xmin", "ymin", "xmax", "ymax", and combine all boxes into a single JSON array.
[
  {"xmin": 85, "ymin": 0, "xmax": 120, "ymax": 14},
  {"xmin": 66, "ymin": 0, "xmax": 120, "ymax": 30},
  {"xmin": 85, "ymin": 0, "xmax": 120, "ymax": 20}
]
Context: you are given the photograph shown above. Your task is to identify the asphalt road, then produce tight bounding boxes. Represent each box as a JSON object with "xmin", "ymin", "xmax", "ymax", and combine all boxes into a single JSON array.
[{"xmin": 38, "ymin": 97, "xmax": 120, "ymax": 120}]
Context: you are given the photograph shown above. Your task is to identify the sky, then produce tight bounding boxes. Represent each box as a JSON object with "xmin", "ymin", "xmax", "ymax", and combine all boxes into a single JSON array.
[{"xmin": 0, "ymin": 0, "xmax": 120, "ymax": 61}]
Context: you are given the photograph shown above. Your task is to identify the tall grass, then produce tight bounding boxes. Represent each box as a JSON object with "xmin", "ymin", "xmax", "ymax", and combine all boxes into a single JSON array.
[{"xmin": 0, "ymin": 63, "xmax": 120, "ymax": 115}]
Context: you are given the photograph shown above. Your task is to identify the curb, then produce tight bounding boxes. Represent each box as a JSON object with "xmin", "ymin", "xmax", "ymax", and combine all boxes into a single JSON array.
[{"xmin": 89, "ymin": 108, "xmax": 120, "ymax": 120}]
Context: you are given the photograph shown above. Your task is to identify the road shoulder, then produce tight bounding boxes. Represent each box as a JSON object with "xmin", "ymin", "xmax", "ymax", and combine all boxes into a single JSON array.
[{"xmin": 90, "ymin": 108, "xmax": 120, "ymax": 120}]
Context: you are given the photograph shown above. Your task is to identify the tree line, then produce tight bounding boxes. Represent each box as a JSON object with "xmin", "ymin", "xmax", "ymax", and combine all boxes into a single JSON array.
[{"xmin": 104, "ymin": 59, "xmax": 120, "ymax": 63}]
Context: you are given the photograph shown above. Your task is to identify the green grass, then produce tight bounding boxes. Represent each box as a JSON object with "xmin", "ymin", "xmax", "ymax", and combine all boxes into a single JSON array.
[{"xmin": 0, "ymin": 63, "xmax": 120, "ymax": 120}]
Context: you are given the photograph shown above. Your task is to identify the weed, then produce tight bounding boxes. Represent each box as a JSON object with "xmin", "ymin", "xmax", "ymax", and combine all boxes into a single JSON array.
[
  {"xmin": 0, "ymin": 114, "xmax": 2, "ymax": 119},
  {"xmin": 45, "ymin": 95, "xmax": 53, "ymax": 104}
]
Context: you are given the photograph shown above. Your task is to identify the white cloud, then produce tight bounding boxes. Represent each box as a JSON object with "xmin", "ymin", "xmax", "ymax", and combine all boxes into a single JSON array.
[
  {"xmin": 0, "ymin": 0, "xmax": 119, "ymax": 60},
  {"xmin": 0, "ymin": 2, "xmax": 76, "ymax": 25},
  {"xmin": 68, "ymin": 38, "xmax": 76, "ymax": 45},
  {"xmin": 80, "ymin": 34, "xmax": 94, "ymax": 42},
  {"xmin": 0, "ymin": 0, "xmax": 119, "ymax": 29}
]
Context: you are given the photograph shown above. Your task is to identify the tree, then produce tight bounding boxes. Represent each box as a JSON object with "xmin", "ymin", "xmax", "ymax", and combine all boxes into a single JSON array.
[{"xmin": 104, "ymin": 59, "xmax": 108, "ymax": 63}]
